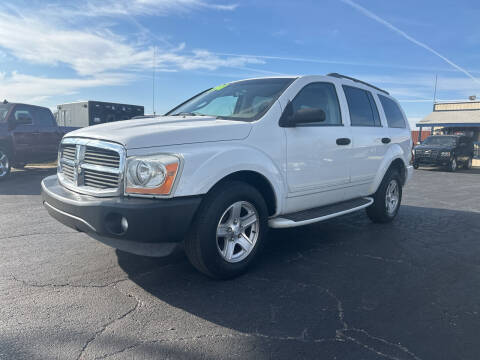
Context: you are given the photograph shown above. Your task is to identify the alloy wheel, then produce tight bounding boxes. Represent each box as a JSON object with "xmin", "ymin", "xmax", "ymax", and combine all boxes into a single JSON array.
[
  {"xmin": 385, "ymin": 179, "xmax": 400, "ymax": 215},
  {"xmin": 216, "ymin": 201, "xmax": 260, "ymax": 263}
]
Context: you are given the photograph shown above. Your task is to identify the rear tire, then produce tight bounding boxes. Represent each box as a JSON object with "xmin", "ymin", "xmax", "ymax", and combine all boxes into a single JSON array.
[
  {"xmin": 366, "ymin": 169, "xmax": 402, "ymax": 223},
  {"xmin": 0, "ymin": 147, "xmax": 11, "ymax": 181},
  {"xmin": 413, "ymin": 163, "xmax": 419, "ymax": 169},
  {"xmin": 185, "ymin": 181, "xmax": 269, "ymax": 279}
]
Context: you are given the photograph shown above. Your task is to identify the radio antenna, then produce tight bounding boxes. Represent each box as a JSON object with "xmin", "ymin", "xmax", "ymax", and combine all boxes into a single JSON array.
[
  {"xmin": 433, "ymin": 74, "xmax": 438, "ymax": 106},
  {"xmin": 152, "ymin": 46, "xmax": 156, "ymax": 116}
]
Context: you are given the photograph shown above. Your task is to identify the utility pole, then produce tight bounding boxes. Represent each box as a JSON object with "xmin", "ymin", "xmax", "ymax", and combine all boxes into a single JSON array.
[
  {"xmin": 152, "ymin": 46, "xmax": 156, "ymax": 116},
  {"xmin": 433, "ymin": 74, "xmax": 438, "ymax": 108}
]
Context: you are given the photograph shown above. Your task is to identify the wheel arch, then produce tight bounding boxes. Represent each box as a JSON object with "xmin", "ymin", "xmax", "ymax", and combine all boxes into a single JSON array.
[
  {"xmin": 205, "ymin": 170, "xmax": 278, "ymax": 216},
  {"xmin": 369, "ymin": 145, "xmax": 408, "ymax": 194}
]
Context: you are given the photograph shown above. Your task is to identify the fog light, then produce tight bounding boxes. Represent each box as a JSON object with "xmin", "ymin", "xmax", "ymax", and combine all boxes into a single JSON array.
[{"xmin": 121, "ymin": 217, "xmax": 129, "ymax": 233}]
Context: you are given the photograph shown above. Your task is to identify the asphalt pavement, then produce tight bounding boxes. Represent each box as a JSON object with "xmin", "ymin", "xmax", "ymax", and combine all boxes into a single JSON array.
[{"xmin": 1, "ymin": 166, "xmax": 479, "ymax": 360}]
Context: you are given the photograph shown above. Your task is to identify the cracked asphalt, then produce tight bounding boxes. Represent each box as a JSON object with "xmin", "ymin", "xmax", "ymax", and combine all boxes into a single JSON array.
[{"xmin": 1, "ymin": 166, "xmax": 480, "ymax": 360}]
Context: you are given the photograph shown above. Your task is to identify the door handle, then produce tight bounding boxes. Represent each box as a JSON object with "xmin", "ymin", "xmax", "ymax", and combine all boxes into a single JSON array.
[
  {"xmin": 382, "ymin": 137, "xmax": 391, "ymax": 144},
  {"xmin": 336, "ymin": 138, "xmax": 351, "ymax": 146}
]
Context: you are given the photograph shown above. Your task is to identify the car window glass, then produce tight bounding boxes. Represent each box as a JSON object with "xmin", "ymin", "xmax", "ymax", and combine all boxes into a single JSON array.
[
  {"xmin": 367, "ymin": 92, "xmax": 382, "ymax": 126},
  {"xmin": 291, "ymin": 82, "xmax": 342, "ymax": 125},
  {"xmin": 14, "ymin": 108, "xmax": 34, "ymax": 125},
  {"xmin": 193, "ymin": 96, "xmax": 239, "ymax": 117},
  {"xmin": 343, "ymin": 85, "xmax": 377, "ymax": 127},
  {"xmin": 378, "ymin": 95, "xmax": 406, "ymax": 128},
  {"xmin": 35, "ymin": 107, "xmax": 56, "ymax": 127}
]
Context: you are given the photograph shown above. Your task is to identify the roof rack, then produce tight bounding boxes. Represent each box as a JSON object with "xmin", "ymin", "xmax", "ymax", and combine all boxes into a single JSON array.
[{"xmin": 327, "ymin": 73, "xmax": 389, "ymax": 95}]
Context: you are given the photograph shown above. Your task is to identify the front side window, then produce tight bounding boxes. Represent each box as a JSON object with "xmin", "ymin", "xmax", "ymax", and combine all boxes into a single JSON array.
[
  {"xmin": 379, "ymin": 95, "xmax": 406, "ymax": 128},
  {"xmin": 167, "ymin": 78, "xmax": 295, "ymax": 121},
  {"xmin": 290, "ymin": 82, "xmax": 342, "ymax": 125},
  {"xmin": 13, "ymin": 107, "xmax": 34, "ymax": 125},
  {"xmin": 343, "ymin": 85, "xmax": 380, "ymax": 127}
]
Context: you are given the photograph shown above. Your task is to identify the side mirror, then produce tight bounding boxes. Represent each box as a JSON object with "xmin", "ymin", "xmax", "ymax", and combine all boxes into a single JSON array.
[{"xmin": 279, "ymin": 101, "xmax": 326, "ymax": 128}]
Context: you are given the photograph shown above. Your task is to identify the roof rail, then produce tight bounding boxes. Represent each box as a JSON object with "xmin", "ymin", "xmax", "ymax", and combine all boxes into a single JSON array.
[{"xmin": 327, "ymin": 73, "xmax": 389, "ymax": 95}]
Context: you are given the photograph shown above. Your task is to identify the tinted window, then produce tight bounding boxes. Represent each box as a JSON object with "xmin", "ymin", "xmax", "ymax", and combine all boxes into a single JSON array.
[
  {"xmin": 13, "ymin": 107, "xmax": 34, "ymax": 125},
  {"xmin": 34, "ymin": 107, "xmax": 56, "ymax": 127},
  {"xmin": 291, "ymin": 82, "xmax": 342, "ymax": 125},
  {"xmin": 367, "ymin": 92, "xmax": 382, "ymax": 126},
  {"xmin": 379, "ymin": 95, "xmax": 406, "ymax": 128},
  {"xmin": 0, "ymin": 104, "xmax": 12, "ymax": 123},
  {"xmin": 168, "ymin": 78, "xmax": 295, "ymax": 121},
  {"xmin": 343, "ymin": 85, "xmax": 379, "ymax": 127}
]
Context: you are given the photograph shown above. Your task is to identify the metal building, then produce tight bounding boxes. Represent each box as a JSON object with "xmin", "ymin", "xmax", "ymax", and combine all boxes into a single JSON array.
[{"xmin": 56, "ymin": 101, "xmax": 144, "ymax": 128}]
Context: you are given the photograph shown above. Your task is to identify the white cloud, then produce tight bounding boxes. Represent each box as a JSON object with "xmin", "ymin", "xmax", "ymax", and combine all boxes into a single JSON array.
[
  {"xmin": 0, "ymin": 7, "xmax": 260, "ymax": 77},
  {"xmin": 0, "ymin": 72, "xmax": 132, "ymax": 104},
  {"xmin": 84, "ymin": 0, "xmax": 238, "ymax": 16}
]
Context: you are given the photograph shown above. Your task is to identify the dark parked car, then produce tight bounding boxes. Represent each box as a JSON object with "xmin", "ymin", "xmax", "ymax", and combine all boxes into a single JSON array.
[
  {"xmin": 413, "ymin": 135, "xmax": 474, "ymax": 171},
  {"xmin": 0, "ymin": 101, "xmax": 76, "ymax": 180}
]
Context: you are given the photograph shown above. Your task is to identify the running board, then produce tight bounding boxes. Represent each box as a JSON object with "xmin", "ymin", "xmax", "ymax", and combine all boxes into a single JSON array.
[{"xmin": 269, "ymin": 197, "xmax": 374, "ymax": 229}]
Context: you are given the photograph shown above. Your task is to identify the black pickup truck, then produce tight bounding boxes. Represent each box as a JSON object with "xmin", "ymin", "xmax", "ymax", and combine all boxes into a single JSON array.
[
  {"xmin": 0, "ymin": 101, "xmax": 76, "ymax": 180},
  {"xmin": 413, "ymin": 135, "xmax": 474, "ymax": 172}
]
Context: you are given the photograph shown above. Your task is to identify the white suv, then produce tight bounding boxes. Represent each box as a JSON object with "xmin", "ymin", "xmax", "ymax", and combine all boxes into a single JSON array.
[{"xmin": 42, "ymin": 74, "xmax": 413, "ymax": 279}]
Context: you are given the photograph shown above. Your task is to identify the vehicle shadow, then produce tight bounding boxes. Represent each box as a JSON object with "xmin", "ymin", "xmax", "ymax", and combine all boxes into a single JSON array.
[
  {"xmin": 115, "ymin": 205, "xmax": 480, "ymax": 359},
  {"xmin": 0, "ymin": 167, "xmax": 56, "ymax": 195}
]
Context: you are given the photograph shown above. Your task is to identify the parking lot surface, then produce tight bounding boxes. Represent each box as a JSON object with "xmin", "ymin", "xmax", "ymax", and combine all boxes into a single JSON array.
[{"xmin": 1, "ymin": 167, "xmax": 480, "ymax": 360}]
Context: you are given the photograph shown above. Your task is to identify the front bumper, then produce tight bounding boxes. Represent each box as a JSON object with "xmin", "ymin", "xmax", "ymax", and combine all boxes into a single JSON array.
[
  {"xmin": 414, "ymin": 158, "xmax": 450, "ymax": 166},
  {"xmin": 42, "ymin": 175, "xmax": 202, "ymax": 254}
]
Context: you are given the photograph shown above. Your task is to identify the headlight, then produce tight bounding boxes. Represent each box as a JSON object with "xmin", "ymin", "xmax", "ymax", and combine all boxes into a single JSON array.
[
  {"xmin": 125, "ymin": 154, "xmax": 181, "ymax": 195},
  {"xmin": 441, "ymin": 151, "xmax": 451, "ymax": 157}
]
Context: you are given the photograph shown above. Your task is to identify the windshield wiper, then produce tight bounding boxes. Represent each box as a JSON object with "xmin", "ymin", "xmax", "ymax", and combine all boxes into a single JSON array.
[{"xmin": 171, "ymin": 112, "xmax": 207, "ymax": 116}]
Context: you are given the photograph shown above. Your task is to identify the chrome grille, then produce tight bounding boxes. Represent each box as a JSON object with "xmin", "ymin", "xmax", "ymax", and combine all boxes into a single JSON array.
[
  {"xmin": 84, "ymin": 168, "xmax": 119, "ymax": 188},
  {"xmin": 62, "ymin": 145, "xmax": 77, "ymax": 162},
  {"xmin": 58, "ymin": 138, "xmax": 125, "ymax": 196},
  {"xmin": 84, "ymin": 147, "xmax": 120, "ymax": 168}
]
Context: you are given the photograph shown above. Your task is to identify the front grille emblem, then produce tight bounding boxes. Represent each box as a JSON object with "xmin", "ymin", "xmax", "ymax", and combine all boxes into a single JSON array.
[{"xmin": 73, "ymin": 145, "xmax": 86, "ymax": 186}]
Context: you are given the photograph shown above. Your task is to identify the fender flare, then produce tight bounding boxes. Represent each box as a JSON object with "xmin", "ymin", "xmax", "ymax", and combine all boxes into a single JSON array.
[
  {"xmin": 369, "ymin": 144, "xmax": 408, "ymax": 194},
  {"xmin": 175, "ymin": 146, "xmax": 286, "ymax": 216}
]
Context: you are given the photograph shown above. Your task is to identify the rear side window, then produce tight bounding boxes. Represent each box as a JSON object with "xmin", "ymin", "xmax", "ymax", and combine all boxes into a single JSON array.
[
  {"xmin": 343, "ymin": 86, "xmax": 381, "ymax": 127},
  {"xmin": 34, "ymin": 107, "xmax": 56, "ymax": 127},
  {"xmin": 291, "ymin": 82, "xmax": 342, "ymax": 125},
  {"xmin": 379, "ymin": 95, "xmax": 406, "ymax": 128}
]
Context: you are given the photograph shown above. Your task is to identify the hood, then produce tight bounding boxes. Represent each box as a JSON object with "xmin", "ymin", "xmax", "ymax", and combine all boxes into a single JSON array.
[
  {"xmin": 64, "ymin": 116, "xmax": 252, "ymax": 149},
  {"xmin": 415, "ymin": 144, "xmax": 455, "ymax": 151}
]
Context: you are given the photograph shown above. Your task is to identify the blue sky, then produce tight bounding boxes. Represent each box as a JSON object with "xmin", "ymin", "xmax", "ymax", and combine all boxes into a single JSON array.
[{"xmin": 1, "ymin": 0, "xmax": 480, "ymax": 127}]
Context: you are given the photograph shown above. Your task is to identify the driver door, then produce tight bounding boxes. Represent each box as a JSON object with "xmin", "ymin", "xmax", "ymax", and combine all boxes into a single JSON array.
[
  {"xmin": 9, "ymin": 105, "xmax": 39, "ymax": 163},
  {"xmin": 284, "ymin": 82, "xmax": 352, "ymax": 211}
]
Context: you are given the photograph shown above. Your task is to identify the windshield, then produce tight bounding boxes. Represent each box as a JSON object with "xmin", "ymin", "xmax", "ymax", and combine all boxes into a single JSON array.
[
  {"xmin": 423, "ymin": 136, "xmax": 457, "ymax": 146},
  {"xmin": 0, "ymin": 104, "xmax": 12, "ymax": 122},
  {"xmin": 167, "ymin": 78, "xmax": 296, "ymax": 121}
]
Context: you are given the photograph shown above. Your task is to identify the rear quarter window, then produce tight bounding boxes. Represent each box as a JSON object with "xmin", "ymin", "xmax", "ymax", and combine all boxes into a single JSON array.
[{"xmin": 379, "ymin": 95, "xmax": 407, "ymax": 128}]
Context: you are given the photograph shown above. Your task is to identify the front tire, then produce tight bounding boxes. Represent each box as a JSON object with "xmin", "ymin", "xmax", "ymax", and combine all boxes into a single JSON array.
[
  {"xmin": 465, "ymin": 156, "xmax": 473, "ymax": 170},
  {"xmin": 448, "ymin": 156, "xmax": 458, "ymax": 172},
  {"xmin": 413, "ymin": 163, "xmax": 419, "ymax": 169},
  {"xmin": 366, "ymin": 169, "xmax": 402, "ymax": 223},
  {"xmin": 0, "ymin": 147, "xmax": 11, "ymax": 181},
  {"xmin": 185, "ymin": 181, "xmax": 269, "ymax": 279}
]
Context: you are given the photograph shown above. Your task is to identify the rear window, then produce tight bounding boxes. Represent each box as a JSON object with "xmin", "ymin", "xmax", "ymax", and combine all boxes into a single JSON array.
[
  {"xmin": 379, "ymin": 95, "xmax": 406, "ymax": 128},
  {"xmin": 343, "ymin": 86, "xmax": 381, "ymax": 127}
]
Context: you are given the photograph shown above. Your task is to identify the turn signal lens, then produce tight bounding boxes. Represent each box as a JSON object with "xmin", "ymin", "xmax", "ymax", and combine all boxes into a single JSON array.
[{"xmin": 125, "ymin": 154, "xmax": 180, "ymax": 195}]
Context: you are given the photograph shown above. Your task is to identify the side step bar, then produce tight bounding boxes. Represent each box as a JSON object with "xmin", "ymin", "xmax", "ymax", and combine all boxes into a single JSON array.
[{"xmin": 269, "ymin": 197, "xmax": 374, "ymax": 229}]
